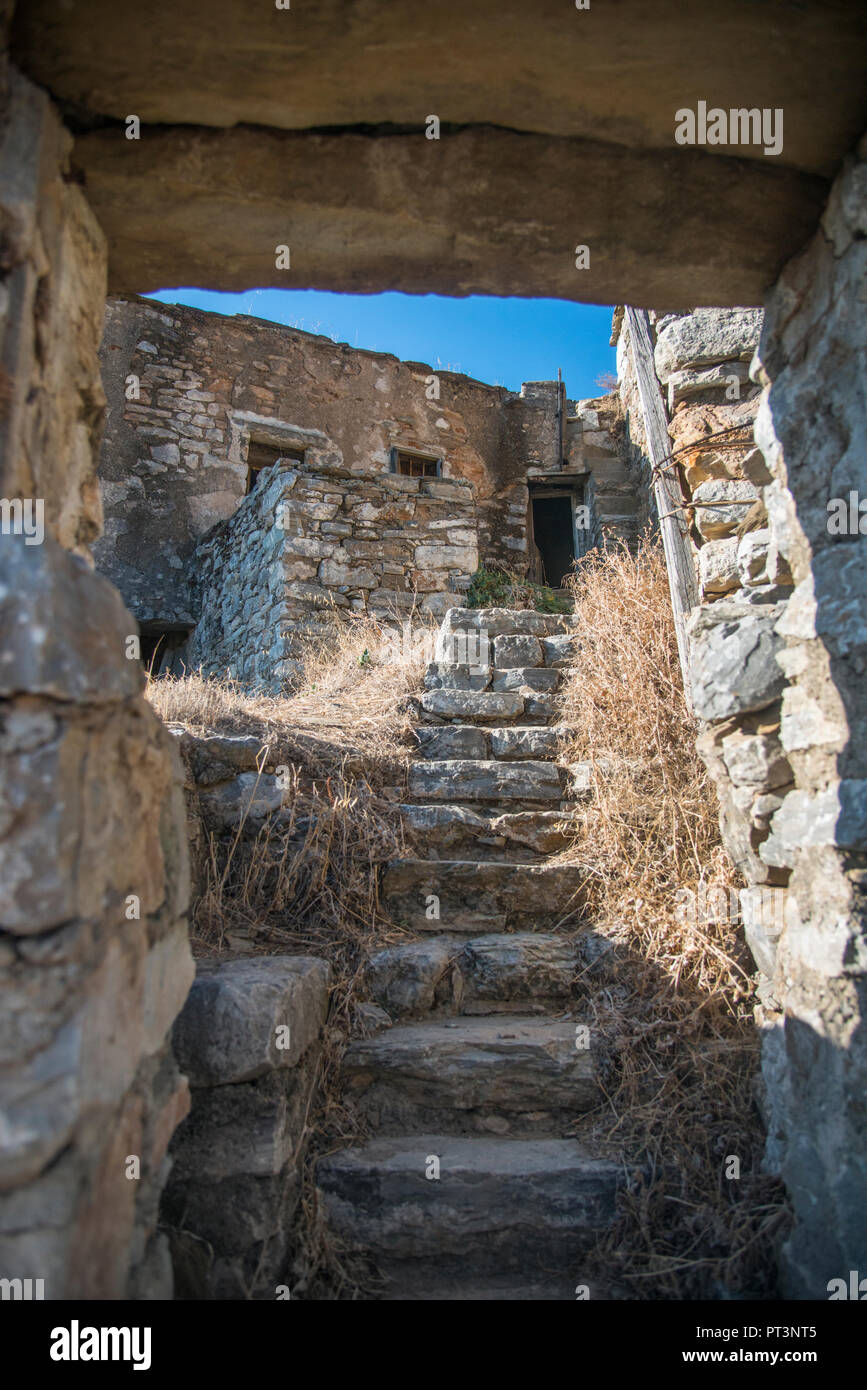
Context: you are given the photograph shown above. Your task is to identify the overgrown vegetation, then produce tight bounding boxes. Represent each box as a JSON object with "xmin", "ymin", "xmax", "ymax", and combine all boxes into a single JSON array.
[
  {"xmin": 558, "ymin": 535, "xmax": 788, "ymax": 1297},
  {"xmin": 466, "ymin": 563, "xmax": 573, "ymax": 613}
]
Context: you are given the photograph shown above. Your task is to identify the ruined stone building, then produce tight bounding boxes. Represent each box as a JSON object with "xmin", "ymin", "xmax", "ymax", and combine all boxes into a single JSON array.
[{"xmin": 94, "ymin": 296, "xmax": 630, "ymax": 687}]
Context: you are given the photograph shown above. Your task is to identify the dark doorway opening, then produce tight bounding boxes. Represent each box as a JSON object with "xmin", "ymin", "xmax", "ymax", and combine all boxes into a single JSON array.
[
  {"xmin": 530, "ymin": 492, "xmax": 575, "ymax": 587},
  {"xmin": 139, "ymin": 623, "xmax": 193, "ymax": 677}
]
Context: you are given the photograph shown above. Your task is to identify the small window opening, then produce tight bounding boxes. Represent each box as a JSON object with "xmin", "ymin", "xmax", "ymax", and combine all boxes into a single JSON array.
[
  {"xmin": 246, "ymin": 440, "xmax": 304, "ymax": 493},
  {"xmin": 392, "ymin": 449, "xmax": 441, "ymax": 478}
]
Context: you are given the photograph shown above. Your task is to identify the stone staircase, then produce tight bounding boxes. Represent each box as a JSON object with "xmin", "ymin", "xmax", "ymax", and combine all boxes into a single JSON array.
[{"xmin": 317, "ymin": 606, "xmax": 626, "ymax": 1300}]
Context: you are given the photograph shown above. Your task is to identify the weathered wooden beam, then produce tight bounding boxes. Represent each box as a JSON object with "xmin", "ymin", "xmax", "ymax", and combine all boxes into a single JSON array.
[{"xmin": 624, "ymin": 307, "xmax": 699, "ymax": 708}]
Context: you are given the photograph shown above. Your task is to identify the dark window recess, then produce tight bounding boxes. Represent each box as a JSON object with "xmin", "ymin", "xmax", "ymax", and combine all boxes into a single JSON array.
[
  {"xmin": 246, "ymin": 441, "xmax": 304, "ymax": 493},
  {"xmin": 530, "ymin": 494, "xmax": 575, "ymax": 588},
  {"xmin": 393, "ymin": 449, "xmax": 441, "ymax": 478},
  {"xmin": 138, "ymin": 624, "xmax": 193, "ymax": 677}
]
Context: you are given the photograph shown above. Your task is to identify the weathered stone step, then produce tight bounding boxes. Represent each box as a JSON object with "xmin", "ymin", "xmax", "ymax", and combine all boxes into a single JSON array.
[
  {"xmin": 491, "ymin": 666, "xmax": 561, "ymax": 693},
  {"xmin": 407, "ymin": 758, "xmax": 562, "ymax": 803},
  {"xmin": 419, "ymin": 690, "xmax": 525, "ymax": 722},
  {"xmin": 316, "ymin": 1134, "xmax": 620, "ymax": 1276},
  {"xmin": 413, "ymin": 724, "xmax": 565, "ymax": 762},
  {"xmin": 343, "ymin": 1014, "xmax": 597, "ymax": 1133},
  {"xmin": 400, "ymin": 804, "xmax": 573, "ymax": 857},
  {"xmin": 365, "ymin": 932, "xmax": 580, "ymax": 1020},
  {"xmin": 435, "ymin": 608, "xmax": 577, "ymax": 652},
  {"xmin": 382, "ymin": 859, "xmax": 588, "ymax": 931}
]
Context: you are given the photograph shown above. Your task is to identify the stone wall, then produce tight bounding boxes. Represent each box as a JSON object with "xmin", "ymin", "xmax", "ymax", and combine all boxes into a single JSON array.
[
  {"xmin": 187, "ymin": 459, "xmax": 477, "ymax": 689},
  {"xmin": 565, "ymin": 391, "xmax": 634, "ymax": 549},
  {"xmin": 162, "ymin": 953, "xmax": 331, "ymax": 1299},
  {"xmin": 0, "ymin": 69, "xmax": 194, "ymax": 1297},
  {"xmin": 745, "ymin": 138, "xmax": 867, "ymax": 1296},
  {"xmin": 615, "ymin": 141, "xmax": 867, "ymax": 1296}
]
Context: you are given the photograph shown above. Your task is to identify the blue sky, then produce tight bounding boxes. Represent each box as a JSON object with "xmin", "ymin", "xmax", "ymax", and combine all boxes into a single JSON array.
[{"xmin": 148, "ymin": 288, "xmax": 616, "ymax": 400}]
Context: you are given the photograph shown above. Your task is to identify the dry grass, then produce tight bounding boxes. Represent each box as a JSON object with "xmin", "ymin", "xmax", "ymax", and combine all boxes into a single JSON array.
[
  {"xmin": 559, "ymin": 534, "xmax": 788, "ymax": 1297},
  {"xmin": 147, "ymin": 610, "xmax": 432, "ymax": 763}
]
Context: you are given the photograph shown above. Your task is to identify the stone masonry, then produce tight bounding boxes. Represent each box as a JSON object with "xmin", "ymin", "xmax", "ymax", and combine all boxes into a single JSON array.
[
  {"xmin": 0, "ymin": 69, "xmax": 194, "ymax": 1299},
  {"xmin": 188, "ymin": 459, "xmax": 477, "ymax": 689}
]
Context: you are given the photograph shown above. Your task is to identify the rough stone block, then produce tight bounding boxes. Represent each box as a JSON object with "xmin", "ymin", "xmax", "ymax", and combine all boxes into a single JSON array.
[
  {"xmin": 457, "ymin": 933, "xmax": 579, "ymax": 1007},
  {"xmin": 317, "ymin": 1135, "xmax": 620, "ymax": 1268},
  {"xmin": 343, "ymin": 1014, "xmax": 598, "ymax": 1130},
  {"xmin": 491, "ymin": 667, "xmax": 561, "ymax": 693},
  {"xmin": 692, "ymin": 478, "xmax": 759, "ymax": 540},
  {"xmin": 197, "ymin": 772, "xmax": 285, "ymax": 827},
  {"xmin": 740, "ymin": 887, "xmax": 785, "ymax": 977},
  {"xmin": 699, "ymin": 536, "xmax": 740, "ymax": 595},
  {"xmin": 492, "ymin": 635, "xmax": 543, "ymax": 668},
  {"xmin": 365, "ymin": 940, "xmax": 457, "ymax": 1019},
  {"xmin": 654, "ymin": 308, "xmax": 764, "ymax": 383},
  {"xmin": 541, "ymin": 634, "xmax": 577, "ymax": 667},
  {"xmin": 737, "ymin": 527, "xmax": 772, "ymax": 586},
  {"xmin": 424, "ymin": 662, "xmax": 491, "ymax": 692},
  {"xmin": 407, "ymin": 758, "xmax": 561, "ymax": 802},
  {"xmin": 381, "ymin": 859, "xmax": 587, "ymax": 931},
  {"xmin": 0, "ymin": 537, "xmax": 143, "ymax": 704},
  {"xmin": 420, "ymin": 690, "xmax": 524, "ymax": 722},
  {"xmin": 489, "ymin": 726, "xmax": 563, "ymax": 759},
  {"xmin": 687, "ymin": 599, "xmax": 786, "ymax": 721},
  {"xmin": 413, "ymin": 725, "xmax": 488, "ymax": 760},
  {"xmin": 173, "ymin": 956, "xmax": 331, "ymax": 1087},
  {"xmin": 169, "ymin": 1055, "xmax": 319, "ymax": 1183}
]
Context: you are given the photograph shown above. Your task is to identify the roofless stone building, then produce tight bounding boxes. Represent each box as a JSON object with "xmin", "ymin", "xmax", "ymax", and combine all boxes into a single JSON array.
[{"xmin": 94, "ymin": 296, "xmax": 629, "ymax": 687}]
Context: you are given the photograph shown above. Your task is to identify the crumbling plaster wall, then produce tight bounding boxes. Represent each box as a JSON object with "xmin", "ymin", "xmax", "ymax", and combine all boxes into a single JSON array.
[
  {"xmin": 95, "ymin": 295, "xmax": 561, "ymax": 624},
  {"xmin": 0, "ymin": 68, "xmax": 194, "ymax": 1299}
]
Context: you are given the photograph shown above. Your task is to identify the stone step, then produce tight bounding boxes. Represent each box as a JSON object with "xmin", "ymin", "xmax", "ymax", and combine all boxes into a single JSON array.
[
  {"xmin": 458, "ymin": 933, "xmax": 581, "ymax": 1012},
  {"xmin": 316, "ymin": 1134, "xmax": 621, "ymax": 1276},
  {"xmin": 521, "ymin": 693, "xmax": 561, "ymax": 723},
  {"xmin": 399, "ymin": 804, "xmax": 574, "ymax": 857},
  {"xmin": 491, "ymin": 666, "xmax": 561, "ymax": 693},
  {"xmin": 424, "ymin": 661, "xmax": 491, "ymax": 692},
  {"xmin": 435, "ymin": 608, "xmax": 577, "ymax": 652},
  {"xmin": 381, "ymin": 859, "xmax": 588, "ymax": 931},
  {"xmin": 407, "ymin": 758, "xmax": 562, "ymax": 803},
  {"xmin": 365, "ymin": 932, "xmax": 581, "ymax": 1020},
  {"xmin": 413, "ymin": 724, "xmax": 565, "ymax": 762},
  {"xmin": 343, "ymin": 1013, "xmax": 597, "ymax": 1133},
  {"xmin": 420, "ymin": 690, "xmax": 525, "ymax": 722}
]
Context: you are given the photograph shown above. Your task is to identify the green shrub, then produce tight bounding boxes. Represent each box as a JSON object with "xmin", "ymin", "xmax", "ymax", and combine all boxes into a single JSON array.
[{"xmin": 466, "ymin": 566, "xmax": 573, "ymax": 614}]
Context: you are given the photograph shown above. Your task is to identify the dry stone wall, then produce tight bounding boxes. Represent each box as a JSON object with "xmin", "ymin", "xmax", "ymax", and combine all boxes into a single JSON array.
[
  {"xmin": 163, "ymin": 952, "xmax": 331, "ymax": 1300},
  {"xmin": 745, "ymin": 139, "xmax": 867, "ymax": 1297},
  {"xmin": 615, "ymin": 136, "xmax": 867, "ymax": 1296},
  {"xmin": 0, "ymin": 69, "xmax": 194, "ymax": 1298},
  {"xmin": 188, "ymin": 459, "xmax": 477, "ymax": 689}
]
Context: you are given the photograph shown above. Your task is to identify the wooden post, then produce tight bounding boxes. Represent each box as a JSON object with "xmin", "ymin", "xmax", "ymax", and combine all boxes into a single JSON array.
[{"xmin": 624, "ymin": 307, "xmax": 699, "ymax": 709}]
